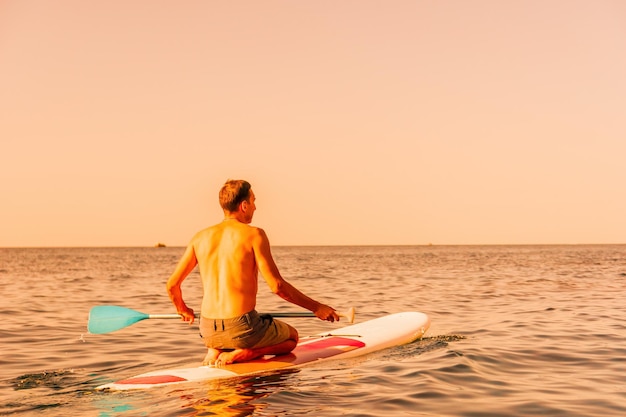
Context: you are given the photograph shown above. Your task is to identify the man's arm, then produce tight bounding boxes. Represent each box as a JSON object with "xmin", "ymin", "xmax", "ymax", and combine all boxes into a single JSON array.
[
  {"xmin": 166, "ymin": 243, "xmax": 198, "ymax": 323},
  {"xmin": 253, "ymin": 228, "xmax": 340, "ymax": 322}
]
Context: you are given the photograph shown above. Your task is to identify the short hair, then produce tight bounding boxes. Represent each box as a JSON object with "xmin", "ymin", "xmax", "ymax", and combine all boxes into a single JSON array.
[{"xmin": 219, "ymin": 180, "xmax": 252, "ymax": 212}]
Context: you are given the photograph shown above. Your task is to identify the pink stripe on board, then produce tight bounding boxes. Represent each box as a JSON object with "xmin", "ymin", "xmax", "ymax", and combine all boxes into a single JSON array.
[{"xmin": 297, "ymin": 336, "xmax": 365, "ymax": 350}]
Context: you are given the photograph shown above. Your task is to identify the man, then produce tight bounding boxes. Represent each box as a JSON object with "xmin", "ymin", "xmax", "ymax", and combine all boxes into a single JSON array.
[{"xmin": 166, "ymin": 179, "xmax": 339, "ymax": 366}]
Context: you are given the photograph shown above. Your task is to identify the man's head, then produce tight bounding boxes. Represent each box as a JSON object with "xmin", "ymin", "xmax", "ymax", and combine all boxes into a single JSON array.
[{"xmin": 219, "ymin": 180, "xmax": 255, "ymax": 221}]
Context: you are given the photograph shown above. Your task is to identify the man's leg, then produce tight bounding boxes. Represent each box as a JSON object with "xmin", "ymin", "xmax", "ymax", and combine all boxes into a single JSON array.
[{"xmin": 215, "ymin": 324, "xmax": 298, "ymax": 366}]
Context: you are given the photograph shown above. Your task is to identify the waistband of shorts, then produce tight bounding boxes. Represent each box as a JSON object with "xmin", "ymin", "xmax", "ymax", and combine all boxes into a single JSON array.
[{"xmin": 200, "ymin": 309, "xmax": 259, "ymax": 324}]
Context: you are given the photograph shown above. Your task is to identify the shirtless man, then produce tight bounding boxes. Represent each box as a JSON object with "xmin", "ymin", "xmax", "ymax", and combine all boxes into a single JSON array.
[{"xmin": 166, "ymin": 179, "xmax": 339, "ymax": 366}]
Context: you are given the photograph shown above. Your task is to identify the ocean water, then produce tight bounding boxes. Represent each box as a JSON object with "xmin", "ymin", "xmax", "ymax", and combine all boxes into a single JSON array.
[{"xmin": 1, "ymin": 245, "xmax": 625, "ymax": 416}]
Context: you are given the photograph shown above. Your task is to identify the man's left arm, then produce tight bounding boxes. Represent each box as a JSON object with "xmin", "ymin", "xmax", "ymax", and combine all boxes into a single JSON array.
[{"xmin": 253, "ymin": 228, "xmax": 339, "ymax": 322}]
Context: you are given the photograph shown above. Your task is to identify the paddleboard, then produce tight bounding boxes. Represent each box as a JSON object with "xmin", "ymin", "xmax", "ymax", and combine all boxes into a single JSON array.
[{"xmin": 96, "ymin": 311, "xmax": 430, "ymax": 391}]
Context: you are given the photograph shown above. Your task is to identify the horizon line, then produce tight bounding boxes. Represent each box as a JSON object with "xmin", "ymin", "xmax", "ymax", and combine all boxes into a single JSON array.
[{"xmin": 1, "ymin": 242, "xmax": 624, "ymax": 249}]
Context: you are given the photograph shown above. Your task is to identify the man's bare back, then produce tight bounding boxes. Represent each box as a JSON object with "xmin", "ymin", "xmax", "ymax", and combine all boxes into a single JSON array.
[
  {"xmin": 194, "ymin": 219, "xmax": 261, "ymax": 319},
  {"xmin": 166, "ymin": 180, "xmax": 339, "ymax": 366}
]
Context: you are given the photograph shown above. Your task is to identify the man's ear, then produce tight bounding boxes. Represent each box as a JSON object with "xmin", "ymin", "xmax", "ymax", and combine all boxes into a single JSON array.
[{"xmin": 240, "ymin": 200, "xmax": 248, "ymax": 212}]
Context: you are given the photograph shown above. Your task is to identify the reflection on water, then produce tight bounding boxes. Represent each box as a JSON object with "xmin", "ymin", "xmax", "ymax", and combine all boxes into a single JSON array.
[
  {"xmin": 90, "ymin": 369, "xmax": 302, "ymax": 417},
  {"xmin": 183, "ymin": 370, "xmax": 300, "ymax": 417}
]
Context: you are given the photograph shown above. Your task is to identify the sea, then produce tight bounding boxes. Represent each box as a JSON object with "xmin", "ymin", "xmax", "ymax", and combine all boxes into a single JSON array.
[{"xmin": 1, "ymin": 245, "xmax": 625, "ymax": 416}]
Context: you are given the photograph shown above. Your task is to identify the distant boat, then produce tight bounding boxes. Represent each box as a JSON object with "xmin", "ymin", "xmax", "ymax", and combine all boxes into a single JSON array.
[{"xmin": 154, "ymin": 243, "xmax": 166, "ymax": 248}]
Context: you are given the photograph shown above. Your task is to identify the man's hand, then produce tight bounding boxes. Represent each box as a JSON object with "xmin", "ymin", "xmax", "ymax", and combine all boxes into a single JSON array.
[
  {"xmin": 179, "ymin": 306, "xmax": 196, "ymax": 324},
  {"xmin": 315, "ymin": 304, "xmax": 340, "ymax": 322}
]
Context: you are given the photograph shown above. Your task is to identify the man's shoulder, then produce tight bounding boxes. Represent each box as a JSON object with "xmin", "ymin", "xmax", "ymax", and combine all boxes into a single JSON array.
[
  {"xmin": 193, "ymin": 225, "xmax": 217, "ymax": 236},
  {"xmin": 239, "ymin": 224, "xmax": 266, "ymax": 241},
  {"xmin": 248, "ymin": 224, "xmax": 266, "ymax": 235},
  {"xmin": 233, "ymin": 224, "xmax": 268, "ymax": 245},
  {"xmin": 191, "ymin": 222, "xmax": 266, "ymax": 240},
  {"xmin": 189, "ymin": 224, "xmax": 220, "ymax": 243},
  {"xmin": 192, "ymin": 223, "xmax": 264, "ymax": 236}
]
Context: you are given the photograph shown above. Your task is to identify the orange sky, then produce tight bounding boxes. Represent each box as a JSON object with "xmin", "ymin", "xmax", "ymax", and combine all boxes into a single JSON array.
[{"xmin": 1, "ymin": 1, "xmax": 625, "ymax": 247}]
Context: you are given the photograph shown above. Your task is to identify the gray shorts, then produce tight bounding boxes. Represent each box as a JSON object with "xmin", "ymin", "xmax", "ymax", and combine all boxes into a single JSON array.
[{"xmin": 200, "ymin": 310, "xmax": 292, "ymax": 350}]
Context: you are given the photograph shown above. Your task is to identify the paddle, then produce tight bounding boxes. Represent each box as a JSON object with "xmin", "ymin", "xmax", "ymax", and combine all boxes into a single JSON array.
[{"xmin": 88, "ymin": 305, "xmax": 356, "ymax": 334}]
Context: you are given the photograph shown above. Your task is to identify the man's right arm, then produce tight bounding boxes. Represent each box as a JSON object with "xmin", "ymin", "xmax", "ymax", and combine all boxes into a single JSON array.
[{"xmin": 166, "ymin": 242, "xmax": 198, "ymax": 323}]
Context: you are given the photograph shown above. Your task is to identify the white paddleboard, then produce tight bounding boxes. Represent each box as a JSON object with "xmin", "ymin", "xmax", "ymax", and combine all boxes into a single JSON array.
[{"xmin": 97, "ymin": 311, "xmax": 430, "ymax": 391}]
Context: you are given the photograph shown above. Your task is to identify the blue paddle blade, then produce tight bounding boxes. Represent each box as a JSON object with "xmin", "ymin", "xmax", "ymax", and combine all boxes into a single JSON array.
[{"xmin": 88, "ymin": 305, "xmax": 150, "ymax": 334}]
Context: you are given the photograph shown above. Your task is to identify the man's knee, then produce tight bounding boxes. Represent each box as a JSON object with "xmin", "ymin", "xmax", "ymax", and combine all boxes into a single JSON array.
[{"xmin": 288, "ymin": 324, "xmax": 299, "ymax": 343}]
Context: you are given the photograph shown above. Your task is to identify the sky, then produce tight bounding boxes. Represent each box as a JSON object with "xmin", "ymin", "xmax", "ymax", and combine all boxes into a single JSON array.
[{"xmin": 1, "ymin": 0, "xmax": 625, "ymax": 247}]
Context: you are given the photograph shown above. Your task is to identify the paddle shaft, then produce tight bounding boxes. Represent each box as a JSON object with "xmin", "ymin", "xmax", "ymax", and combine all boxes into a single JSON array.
[
  {"xmin": 146, "ymin": 312, "xmax": 316, "ymax": 319},
  {"xmin": 149, "ymin": 309, "xmax": 355, "ymax": 323},
  {"xmin": 87, "ymin": 305, "xmax": 355, "ymax": 334}
]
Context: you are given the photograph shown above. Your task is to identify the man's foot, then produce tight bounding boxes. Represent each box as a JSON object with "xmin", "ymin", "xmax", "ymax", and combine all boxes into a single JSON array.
[
  {"xmin": 215, "ymin": 348, "xmax": 262, "ymax": 366},
  {"xmin": 202, "ymin": 348, "xmax": 222, "ymax": 366}
]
